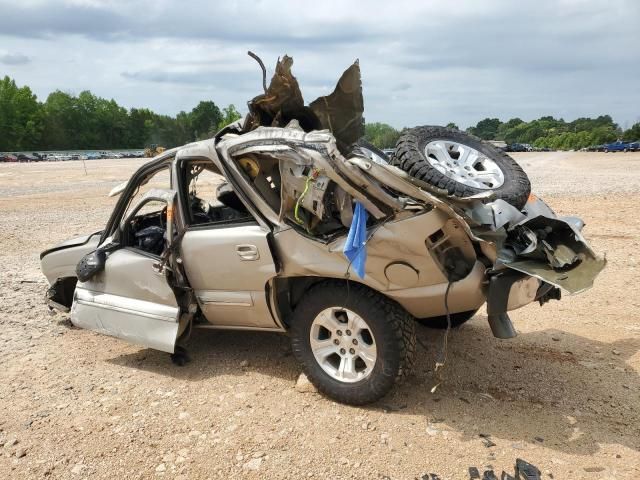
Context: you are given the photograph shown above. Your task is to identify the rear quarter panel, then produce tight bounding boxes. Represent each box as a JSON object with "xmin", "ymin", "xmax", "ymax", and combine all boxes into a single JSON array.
[{"xmin": 273, "ymin": 209, "xmax": 487, "ymax": 317}]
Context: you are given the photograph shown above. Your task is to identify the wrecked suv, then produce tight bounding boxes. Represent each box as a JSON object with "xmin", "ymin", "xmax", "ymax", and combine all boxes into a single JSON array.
[{"xmin": 40, "ymin": 55, "xmax": 605, "ymax": 405}]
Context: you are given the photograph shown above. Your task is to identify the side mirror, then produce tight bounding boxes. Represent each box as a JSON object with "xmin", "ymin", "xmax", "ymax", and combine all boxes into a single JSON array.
[{"xmin": 76, "ymin": 249, "xmax": 107, "ymax": 282}]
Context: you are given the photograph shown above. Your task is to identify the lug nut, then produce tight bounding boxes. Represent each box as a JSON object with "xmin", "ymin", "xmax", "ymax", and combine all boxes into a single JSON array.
[
  {"xmin": 349, "ymin": 348, "xmax": 355, "ymax": 354},
  {"xmin": 345, "ymin": 329, "xmax": 352, "ymax": 336},
  {"xmin": 352, "ymin": 339, "xmax": 358, "ymax": 345},
  {"xmin": 340, "ymin": 348, "xmax": 346, "ymax": 355},
  {"xmin": 333, "ymin": 339, "xmax": 340, "ymax": 345},
  {"xmin": 336, "ymin": 330, "xmax": 342, "ymax": 336}
]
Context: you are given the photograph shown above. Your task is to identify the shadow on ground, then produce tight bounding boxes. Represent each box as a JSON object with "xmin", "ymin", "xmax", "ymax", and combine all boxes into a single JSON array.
[
  {"xmin": 106, "ymin": 315, "xmax": 640, "ymax": 456},
  {"xmin": 392, "ymin": 316, "xmax": 640, "ymax": 456},
  {"xmin": 107, "ymin": 328, "xmax": 298, "ymax": 382}
]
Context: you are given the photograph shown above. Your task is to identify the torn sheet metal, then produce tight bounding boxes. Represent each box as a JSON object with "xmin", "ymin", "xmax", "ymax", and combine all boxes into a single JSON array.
[
  {"xmin": 497, "ymin": 215, "xmax": 606, "ymax": 294},
  {"xmin": 245, "ymin": 55, "xmax": 305, "ymax": 130},
  {"xmin": 233, "ymin": 54, "xmax": 605, "ymax": 294},
  {"xmin": 245, "ymin": 54, "xmax": 364, "ymax": 154},
  {"xmin": 343, "ymin": 147, "xmax": 605, "ymax": 294},
  {"xmin": 309, "ymin": 61, "xmax": 364, "ymax": 152}
]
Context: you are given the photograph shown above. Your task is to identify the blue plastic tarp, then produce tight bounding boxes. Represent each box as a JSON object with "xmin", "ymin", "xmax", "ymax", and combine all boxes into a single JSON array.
[{"xmin": 343, "ymin": 201, "xmax": 368, "ymax": 278}]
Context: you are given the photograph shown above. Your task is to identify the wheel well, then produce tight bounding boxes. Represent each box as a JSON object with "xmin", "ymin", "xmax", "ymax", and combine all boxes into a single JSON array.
[
  {"xmin": 48, "ymin": 276, "xmax": 78, "ymax": 309},
  {"xmin": 272, "ymin": 276, "xmax": 394, "ymax": 328}
]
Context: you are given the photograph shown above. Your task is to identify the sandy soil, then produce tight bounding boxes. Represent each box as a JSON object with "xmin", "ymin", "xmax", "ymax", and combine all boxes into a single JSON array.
[{"xmin": 0, "ymin": 152, "xmax": 639, "ymax": 479}]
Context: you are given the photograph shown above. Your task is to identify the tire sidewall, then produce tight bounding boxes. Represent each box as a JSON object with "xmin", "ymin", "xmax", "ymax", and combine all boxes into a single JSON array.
[
  {"xmin": 416, "ymin": 130, "xmax": 520, "ymax": 197},
  {"xmin": 290, "ymin": 284, "xmax": 402, "ymax": 404},
  {"xmin": 394, "ymin": 126, "xmax": 531, "ymax": 209}
]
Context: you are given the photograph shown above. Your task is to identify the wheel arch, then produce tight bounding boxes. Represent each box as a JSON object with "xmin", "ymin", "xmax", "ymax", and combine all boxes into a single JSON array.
[{"xmin": 270, "ymin": 275, "xmax": 412, "ymax": 329}]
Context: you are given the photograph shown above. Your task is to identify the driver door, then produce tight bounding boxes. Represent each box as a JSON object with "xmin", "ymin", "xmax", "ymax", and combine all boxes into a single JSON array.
[{"xmin": 71, "ymin": 189, "xmax": 184, "ymax": 353}]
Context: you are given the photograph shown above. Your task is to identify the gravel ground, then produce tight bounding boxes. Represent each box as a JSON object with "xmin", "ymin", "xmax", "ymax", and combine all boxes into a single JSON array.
[{"xmin": 0, "ymin": 152, "xmax": 639, "ymax": 479}]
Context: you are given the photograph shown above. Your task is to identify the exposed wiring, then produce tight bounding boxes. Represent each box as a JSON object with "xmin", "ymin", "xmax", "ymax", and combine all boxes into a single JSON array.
[
  {"xmin": 294, "ymin": 176, "xmax": 314, "ymax": 225},
  {"xmin": 294, "ymin": 168, "xmax": 322, "ymax": 228},
  {"xmin": 431, "ymin": 281, "xmax": 453, "ymax": 393}
]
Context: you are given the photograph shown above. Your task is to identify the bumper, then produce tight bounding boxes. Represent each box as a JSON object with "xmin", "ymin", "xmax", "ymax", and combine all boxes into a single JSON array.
[{"xmin": 486, "ymin": 270, "xmax": 561, "ymax": 339}]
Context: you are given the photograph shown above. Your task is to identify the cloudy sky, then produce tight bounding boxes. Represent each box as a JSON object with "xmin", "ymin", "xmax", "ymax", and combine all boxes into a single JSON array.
[{"xmin": 1, "ymin": 0, "xmax": 638, "ymax": 129}]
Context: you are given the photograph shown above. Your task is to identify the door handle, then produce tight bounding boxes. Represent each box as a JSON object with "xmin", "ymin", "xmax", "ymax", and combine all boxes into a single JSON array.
[{"xmin": 236, "ymin": 244, "xmax": 259, "ymax": 261}]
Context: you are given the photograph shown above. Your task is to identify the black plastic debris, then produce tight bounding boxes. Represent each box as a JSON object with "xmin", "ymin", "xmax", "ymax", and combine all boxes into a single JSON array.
[
  {"xmin": 515, "ymin": 458, "xmax": 541, "ymax": 480},
  {"xmin": 479, "ymin": 433, "xmax": 497, "ymax": 448}
]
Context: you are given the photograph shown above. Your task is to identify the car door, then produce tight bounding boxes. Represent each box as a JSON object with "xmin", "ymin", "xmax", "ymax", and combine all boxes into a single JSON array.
[
  {"xmin": 71, "ymin": 189, "xmax": 184, "ymax": 353},
  {"xmin": 176, "ymin": 162, "xmax": 279, "ymax": 330},
  {"xmin": 180, "ymin": 224, "xmax": 278, "ymax": 329}
]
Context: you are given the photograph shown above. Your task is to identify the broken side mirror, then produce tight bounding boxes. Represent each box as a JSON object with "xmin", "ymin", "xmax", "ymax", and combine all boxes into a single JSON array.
[{"xmin": 76, "ymin": 249, "xmax": 107, "ymax": 282}]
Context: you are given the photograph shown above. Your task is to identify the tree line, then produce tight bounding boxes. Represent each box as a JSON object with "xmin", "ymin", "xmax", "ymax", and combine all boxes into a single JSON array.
[
  {"xmin": 0, "ymin": 76, "xmax": 241, "ymax": 152},
  {"xmin": 2, "ymin": 75, "xmax": 638, "ymax": 152},
  {"xmin": 365, "ymin": 117, "xmax": 640, "ymax": 151},
  {"xmin": 466, "ymin": 115, "xmax": 639, "ymax": 150}
]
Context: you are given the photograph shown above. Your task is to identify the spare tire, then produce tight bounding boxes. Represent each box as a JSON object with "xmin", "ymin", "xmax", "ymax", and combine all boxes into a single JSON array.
[
  {"xmin": 391, "ymin": 126, "xmax": 531, "ymax": 209},
  {"xmin": 348, "ymin": 138, "xmax": 391, "ymax": 165}
]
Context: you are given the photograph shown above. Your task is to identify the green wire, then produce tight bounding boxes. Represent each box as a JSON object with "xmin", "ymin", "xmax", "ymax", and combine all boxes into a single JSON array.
[{"xmin": 294, "ymin": 175, "xmax": 314, "ymax": 225}]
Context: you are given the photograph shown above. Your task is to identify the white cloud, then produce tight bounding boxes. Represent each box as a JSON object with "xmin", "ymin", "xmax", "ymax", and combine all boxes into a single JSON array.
[{"xmin": 0, "ymin": 0, "xmax": 638, "ymax": 128}]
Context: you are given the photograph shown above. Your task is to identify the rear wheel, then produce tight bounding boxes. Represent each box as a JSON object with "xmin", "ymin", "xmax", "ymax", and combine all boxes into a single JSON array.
[
  {"xmin": 290, "ymin": 281, "xmax": 416, "ymax": 405},
  {"xmin": 392, "ymin": 126, "xmax": 531, "ymax": 209}
]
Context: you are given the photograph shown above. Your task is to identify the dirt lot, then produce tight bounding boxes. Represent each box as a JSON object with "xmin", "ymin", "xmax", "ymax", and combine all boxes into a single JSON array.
[{"xmin": 0, "ymin": 152, "xmax": 639, "ymax": 479}]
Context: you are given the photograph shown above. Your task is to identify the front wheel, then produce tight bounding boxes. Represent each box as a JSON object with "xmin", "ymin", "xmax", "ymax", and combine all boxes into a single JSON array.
[{"xmin": 290, "ymin": 281, "xmax": 416, "ymax": 405}]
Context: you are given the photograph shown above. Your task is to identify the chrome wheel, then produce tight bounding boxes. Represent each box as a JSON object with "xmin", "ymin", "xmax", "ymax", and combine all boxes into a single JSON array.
[
  {"xmin": 424, "ymin": 140, "xmax": 505, "ymax": 189},
  {"xmin": 309, "ymin": 307, "xmax": 377, "ymax": 383}
]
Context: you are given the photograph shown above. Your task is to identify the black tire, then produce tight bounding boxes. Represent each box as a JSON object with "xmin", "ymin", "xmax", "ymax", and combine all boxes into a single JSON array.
[
  {"xmin": 417, "ymin": 309, "xmax": 478, "ymax": 329},
  {"xmin": 391, "ymin": 126, "xmax": 531, "ymax": 209},
  {"xmin": 290, "ymin": 281, "xmax": 416, "ymax": 405},
  {"xmin": 348, "ymin": 138, "xmax": 391, "ymax": 164}
]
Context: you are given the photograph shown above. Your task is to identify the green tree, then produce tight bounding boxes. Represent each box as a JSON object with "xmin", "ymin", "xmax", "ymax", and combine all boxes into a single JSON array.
[
  {"xmin": 126, "ymin": 108, "xmax": 155, "ymax": 148},
  {"xmin": 216, "ymin": 104, "xmax": 242, "ymax": 131},
  {"xmin": 40, "ymin": 90, "xmax": 79, "ymax": 150},
  {"xmin": 364, "ymin": 122, "xmax": 400, "ymax": 149},
  {"xmin": 468, "ymin": 118, "xmax": 502, "ymax": 140},
  {"xmin": 623, "ymin": 122, "xmax": 640, "ymax": 141},
  {"xmin": 190, "ymin": 101, "xmax": 222, "ymax": 140},
  {"xmin": 0, "ymin": 76, "xmax": 42, "ymax": 150}
]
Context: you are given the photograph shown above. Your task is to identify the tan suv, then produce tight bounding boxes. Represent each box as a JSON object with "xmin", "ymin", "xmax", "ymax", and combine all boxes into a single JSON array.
[{"xmin": 40, "ymin": 58, "xmax": 605, "ymax": 405}]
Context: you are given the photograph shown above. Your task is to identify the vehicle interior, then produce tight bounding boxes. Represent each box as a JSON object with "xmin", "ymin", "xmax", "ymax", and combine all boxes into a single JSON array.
[
  {"xmin": 228, "ymin": 152, "xmax": 357, "ymax": 239},
  {"xmin": 180, "ymin": 160, "xmax": 254, "ymax": 227},
  {"xmin": 122, "ymin": 199, "xmax": 170, "ymax": 257}
]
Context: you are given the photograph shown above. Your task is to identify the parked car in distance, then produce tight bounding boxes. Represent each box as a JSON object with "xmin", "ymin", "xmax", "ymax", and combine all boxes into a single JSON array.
[
  {"xmin": 626, "ymin": 141, "xmax": 640, "ymax": 151},
  {"xmin": 17, "ymin": 153, "xmax": 39, "ymax": 162},
  {"xmin": 506, "ymin": 143, "xmax": 532, "ymax": 152},
  {"xmin": 1, "ymin": 154, "xmax": 18, "ymax": 162},
  {"xmin": 603, "ymin": 140, "xmax": 632, "ymax": 153}
]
